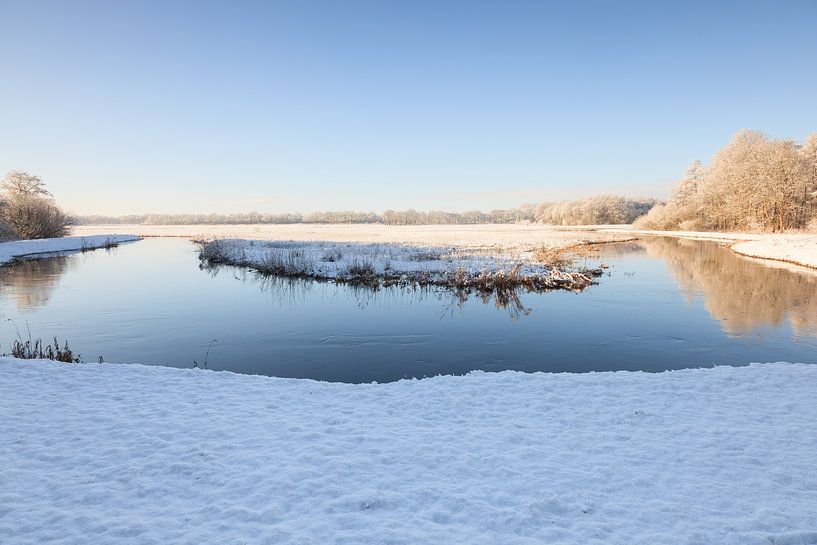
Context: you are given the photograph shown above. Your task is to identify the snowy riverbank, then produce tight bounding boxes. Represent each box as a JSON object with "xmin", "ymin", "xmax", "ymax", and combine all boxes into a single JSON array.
[
  {"xmin": 2, "ymin": 358, "xmax": 816, "ymax": 544},
  {"xmin": 730, "ymin": 236, "xmax": 817, "ymax": 270},
  {"xmin": 595, "ymin": 227, "xmax": 817, "ymax": 270},
  {"xmin": 0, "ymin": 235, "xmax": 140, "ymax": 265}
]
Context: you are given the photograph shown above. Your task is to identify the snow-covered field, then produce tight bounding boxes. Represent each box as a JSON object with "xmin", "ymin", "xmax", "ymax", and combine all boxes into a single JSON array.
[
  {"xmin": 1, "ymin": 359, "xmax": 815, "ymax": 544},
  {"xmin": 0, "ymin": 235, "xmax": 140, "ymax": 265},
  {"xmin": 72, "ymin": 223, "xmax": 635, "ymax": 251},
  {"xmin": 199, "ymin": 238, "xmax": 597, "ymax": 291}
]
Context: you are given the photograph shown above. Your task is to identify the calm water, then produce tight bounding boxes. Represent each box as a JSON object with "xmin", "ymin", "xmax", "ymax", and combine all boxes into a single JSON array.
[{"xmin": 1, "ymin": 237, "xmax": 815, "ymax": 382}]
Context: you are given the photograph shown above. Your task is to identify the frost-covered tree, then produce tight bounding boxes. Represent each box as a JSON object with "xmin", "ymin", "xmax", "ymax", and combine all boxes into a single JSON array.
[
  {"xmin": 800, "ymin": 133, "xmax": 817, "ymax": 229},
  {"xmin": 636, "ymin": 130, "xmax": 816, "ymax": 232},
  {"xmin": 0, "ymin": 171, "xmax": 72, "ymax": 239},
  {"xmin": 535, "ymin": 196, "xmax": 658, "ymax": 225},
  {"xmin": 1, "ymin": 171, "xmax": 52, "ymax": 197}
]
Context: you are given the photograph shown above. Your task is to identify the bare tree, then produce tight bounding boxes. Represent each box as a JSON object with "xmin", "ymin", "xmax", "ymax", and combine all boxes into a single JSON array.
[
  {"xmin": 2, "ymin": 171, "xmax": 53, "ymax": 197},
  {"xmin": 0, "ymin": 171, "xmax": 72, "ymax": 239}
]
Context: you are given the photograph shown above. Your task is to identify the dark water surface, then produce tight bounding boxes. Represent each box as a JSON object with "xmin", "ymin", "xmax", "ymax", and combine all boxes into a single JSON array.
[{"xmin": 1, "ymin": 237, "xmax": 815, "ymax": 382}]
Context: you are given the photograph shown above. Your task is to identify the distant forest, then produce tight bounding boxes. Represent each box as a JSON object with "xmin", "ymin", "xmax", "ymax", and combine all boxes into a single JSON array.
[
  {"xmin": 76, "ymin": 130, "xmax": 817, "ymax": 231},
  {"xmin": 75, "ymin": 196, "xmax": 659, "ymax": 227}
]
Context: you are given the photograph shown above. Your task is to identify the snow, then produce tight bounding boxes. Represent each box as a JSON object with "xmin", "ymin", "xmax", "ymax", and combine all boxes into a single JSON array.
[
  {"xmin": 0, "ymin": 235, "xmax": 141, "ymax": 264},
  {"xmin": 730, "ymin": 236, "xmax": 817, "ymax": 270},
  {"xmin": 598, "ymin": 227, "xmax": 817, "ymax": 270},
  {"xmin": 200, "ymin": 238, "xmax": 584, "ymax": 283},
  {"xmin": 72, "ymin": 223, "xmax": 636, "ymax": 251},
  {"xmin": 74, "ymin": 223, "xmax": 817, "ymax": 271},
  {"xmin": 2, "ymin": 359, "xmax": 816, "ymax": 545}
]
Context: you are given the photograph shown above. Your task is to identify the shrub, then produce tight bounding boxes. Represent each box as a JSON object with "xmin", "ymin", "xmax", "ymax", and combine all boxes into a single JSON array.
[
  {"xmin": 1, "ymin": 171, "xmax": 73, "ymax": 239},
  {"xmin": 258, "ymin": 249, "xmax": 313, "ymax": 276},
  {"xmin": 8, "ymin": 336, "xmax": 81, "ymax": 363}
]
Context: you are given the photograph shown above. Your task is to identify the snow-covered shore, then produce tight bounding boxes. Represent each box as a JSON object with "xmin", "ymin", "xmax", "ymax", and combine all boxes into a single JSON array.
[
  {"xmin": 597, "ymin": 227, "xmax": 817, "ymax": 270},
  {"xmin": 0, "ymin": 235, "xmax": 140, "ymax": 265},
  {"xmin": 2, "ymin": 358, "xmax": 815, "ymax": 545},
  {"xmin": 730, "ymin": 236, "xmax": 817, "ymax": 270}
]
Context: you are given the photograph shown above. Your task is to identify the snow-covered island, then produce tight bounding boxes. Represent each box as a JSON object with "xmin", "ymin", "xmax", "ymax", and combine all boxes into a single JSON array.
[
  {"xmin": 0, "ymin": 235, "xmax": 141, "ymax": 265},
  {"xmin": 1, "ymin": 358, "xmax": 816, "ymax": 544},
  {"xmin": 199, "ymin": 238, "xmax": 602, "ymax": 292}
]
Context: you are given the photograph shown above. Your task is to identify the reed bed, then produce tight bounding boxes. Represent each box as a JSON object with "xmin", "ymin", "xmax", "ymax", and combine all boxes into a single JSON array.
[{"xmin": 199, "ymin": 239, "xmax": 602, "ymax": 295}]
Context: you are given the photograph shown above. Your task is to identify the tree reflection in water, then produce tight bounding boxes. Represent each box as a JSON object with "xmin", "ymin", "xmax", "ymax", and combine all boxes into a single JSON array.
[
  {"xmin": 4, "ymin": 240, "xmax": 816, "ymax": 335},
  {"xmin": 205, "ymin": 265, "xmax": 536, "ymax": 321},
  {"xmin": 0, "ymin": 256, "xmax": 74, "ymax": 310},
  {"xmin": 638, "ymin": 237, "xmax": 817, "ymax": 338}
]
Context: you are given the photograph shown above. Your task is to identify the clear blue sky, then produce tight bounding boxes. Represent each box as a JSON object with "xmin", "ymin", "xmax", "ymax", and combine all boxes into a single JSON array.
[{"xmin": 1, "ymin": 0, "xmax": 815, "ymax": 215}]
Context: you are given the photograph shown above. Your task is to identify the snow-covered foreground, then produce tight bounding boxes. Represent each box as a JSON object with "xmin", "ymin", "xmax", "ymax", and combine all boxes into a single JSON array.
[
  {"xmin": 2, "ymin": 359, "xmax": 816, "ymax": 545},
  {"xmin": 0, "ymin": 235, "xmax": 140, "ymax": 264}
]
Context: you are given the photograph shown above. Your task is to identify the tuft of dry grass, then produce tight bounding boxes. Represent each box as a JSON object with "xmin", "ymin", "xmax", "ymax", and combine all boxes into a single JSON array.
[
  {"xmin": 3, "ymin": 320, "xmax": 80, "ymax": 363},
  {"xmin": 6, "ymin": 336, "xmax": 81, "ymax": 363},
  {"xmin": 322, "ymin": 248, "xmax": 343, "ymax": 262},
  {"xmin": 4, "ymin": 320, "xmax": 81, "ymax": 363},
  {"xmin": 409, "ymin": 250, "xmax": 442, "ymax": 261},
  {"xmin": 533, "ymin": 241, "xmax": 604, "ymax": 269},
  {"xmin": 343, "ymin": 258, "xmax": 378, "ymax": 285},
  {"xmin": 197, "ymin": 238, "xmax": 232, "ymax": 263},
  {"xmin": 533, "ymin": 245, "xmax": 574, "ymax": 268},
  {"xmin": 257, "ymin": 249, "xmax": 313, "ymax": 276}
]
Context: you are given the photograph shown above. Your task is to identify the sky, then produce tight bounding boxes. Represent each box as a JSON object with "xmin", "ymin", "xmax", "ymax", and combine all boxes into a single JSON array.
[{"xmin": 1, "ymin": 0, "xmax": 816, "ymax": 215}]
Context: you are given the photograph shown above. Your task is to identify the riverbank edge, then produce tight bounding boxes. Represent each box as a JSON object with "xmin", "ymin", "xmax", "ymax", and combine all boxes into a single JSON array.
[
  {"xmin": 588, "ymin": 227, "xmax": 817, "ymax": 271},
  {"xmin": 0, "ymin": 235, "xmax": 142, "ymax": 265}
]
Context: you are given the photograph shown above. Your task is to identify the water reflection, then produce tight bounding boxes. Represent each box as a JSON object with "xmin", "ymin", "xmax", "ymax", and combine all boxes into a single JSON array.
[
  {"xmin": 1, "ymin": 237, "xmax": 815, "ymax": 381},
  {"xmin": 205, "ymin": 264, "xmax": 535, "ymax": 320},
  {"xmin": 636, "ymin": 237, "xmax": 817, "ymax": 338},
  {"xmin": 4, "ymin": 240, "xmax": 816, "ymax": 337},
  {"xmin": 208, "ymin": 238, "xmax": 817, "ymax": 334},
  {"xmin": 0, "ymin": 256, "xmax": 74, "ymax": 309}
]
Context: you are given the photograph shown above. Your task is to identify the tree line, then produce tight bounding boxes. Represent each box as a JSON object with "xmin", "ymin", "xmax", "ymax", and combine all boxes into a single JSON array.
[
  {"xmin": 75, "ymin": 200, "xmax": 658, "ymax": 226},
  {"xmin": 636, "ymin": 130, "xmax": 817, "ymax": 232},
  {"xmin": 534, "ymin": 196, "xmax": 658, "ymax": 225},
  {"xmin": 21, "ymin": 129, "xmax": 817, "ymax": 236},
  {"xmin": 75, "ymin": 207, "xmax": 543, "ymax": 226}
]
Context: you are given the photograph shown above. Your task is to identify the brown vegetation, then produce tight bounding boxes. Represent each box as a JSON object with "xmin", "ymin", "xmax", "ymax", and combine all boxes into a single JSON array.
[
  {"xmin": 199, "ymin": 239, "xmax": 601, "ymax": 299},
  {"xmin": 7, "ymin": 337, "xmax": 80, "ymax": 363}
]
